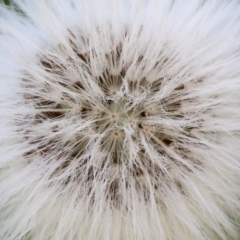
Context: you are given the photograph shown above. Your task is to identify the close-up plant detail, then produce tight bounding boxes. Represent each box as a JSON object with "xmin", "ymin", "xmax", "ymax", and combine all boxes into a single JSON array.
[{"xmin": 0, "ymin": 0, "xmax": 240, "ymax": 240}]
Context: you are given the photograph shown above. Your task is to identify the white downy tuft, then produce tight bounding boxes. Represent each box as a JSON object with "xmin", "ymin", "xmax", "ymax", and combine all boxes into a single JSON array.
[{"xmin": 1, "ymin": 0, "xmax": 240, "ymax": 239}]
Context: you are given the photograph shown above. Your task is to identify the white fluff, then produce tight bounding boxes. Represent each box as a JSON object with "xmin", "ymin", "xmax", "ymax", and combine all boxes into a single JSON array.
[{"xmin": 1, "ymin": 0, "xmax": 240, "ymax": 239}]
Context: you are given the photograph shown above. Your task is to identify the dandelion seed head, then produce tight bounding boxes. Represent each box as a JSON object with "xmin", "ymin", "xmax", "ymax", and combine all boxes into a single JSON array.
[{"xmin": 1, "ymin": 0, "xmax": 240, "ymax": 240}]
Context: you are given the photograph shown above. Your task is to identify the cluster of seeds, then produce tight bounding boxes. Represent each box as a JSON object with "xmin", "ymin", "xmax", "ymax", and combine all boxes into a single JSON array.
[{"xmin": 21, "ymin": 28, "xmax": 204, "ymax": 207}]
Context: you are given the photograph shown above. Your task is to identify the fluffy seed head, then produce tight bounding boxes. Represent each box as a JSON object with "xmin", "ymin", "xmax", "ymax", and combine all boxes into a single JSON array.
[{"xmin": 1, "ymin": 0, "xmax": 240, "ymax": 240}]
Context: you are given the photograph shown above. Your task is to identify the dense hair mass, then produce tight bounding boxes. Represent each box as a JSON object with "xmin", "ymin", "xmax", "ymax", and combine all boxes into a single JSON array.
[{"xmin": 0, "ymin": 1, "xmax": 240, "ymax": 240}]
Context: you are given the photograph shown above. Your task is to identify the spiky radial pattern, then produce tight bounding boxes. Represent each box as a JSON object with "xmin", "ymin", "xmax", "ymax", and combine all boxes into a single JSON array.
[{"xmin": 0, "ymin": 0, "xmax": 240, "ymax": 239}]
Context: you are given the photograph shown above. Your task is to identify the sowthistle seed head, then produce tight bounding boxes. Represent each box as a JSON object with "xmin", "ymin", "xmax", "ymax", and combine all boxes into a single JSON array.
[{"xmin": 1, "ymin": 0, "xmax": 240, "ymax": 240}]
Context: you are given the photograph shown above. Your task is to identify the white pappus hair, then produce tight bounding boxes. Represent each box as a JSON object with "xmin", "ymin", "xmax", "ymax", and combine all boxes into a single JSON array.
[{"xmin": 0, "ymin": 0, "xmax": 240, "ymax": 239}]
